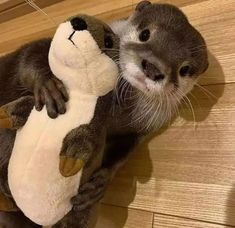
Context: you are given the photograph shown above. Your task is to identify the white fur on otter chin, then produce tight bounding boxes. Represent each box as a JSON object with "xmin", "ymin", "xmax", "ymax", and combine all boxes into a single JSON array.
[{"xmin": 121, "ymin": 86, "xmax": 185, "ymax": 132}]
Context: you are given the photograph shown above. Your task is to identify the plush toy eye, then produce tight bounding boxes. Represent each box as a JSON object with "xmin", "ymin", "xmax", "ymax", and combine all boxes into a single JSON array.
[
  {"xmin": 139, "ymin": 29, "xmax": 150, "ymax": 42},
  {"xmin": 104, "ymin": 36, "xmax": 113, "ymax": 48},
  {"xmin": 179, "ymin": 65, "xmax": 192, "ymax": 77}
]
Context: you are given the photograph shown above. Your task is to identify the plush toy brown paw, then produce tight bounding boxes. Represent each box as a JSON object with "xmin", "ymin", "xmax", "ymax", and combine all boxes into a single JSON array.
[
  {"xmin": 59, "ymin": 125, "xmax": 94, "ymax": 177},
  {"xmin": 0, "ymin": 108, "xmax": 13, "ymax": 129},
  {"xmin": 59, "ymin": 156, "xmax": 84, "ymax": 177},
  {"xmin": 0, "ymin": 193, "xmax": 17, "ymax": 212}
]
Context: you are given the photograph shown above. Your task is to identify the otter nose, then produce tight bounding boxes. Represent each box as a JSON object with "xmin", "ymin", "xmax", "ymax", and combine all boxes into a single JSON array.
[
  {"xmin": 142, "ymin": 59, "xmax": 165, "ymax": 82},
  {"xmin": 70, "ymin": 17, "xmax": 87, "ymax": 31}
]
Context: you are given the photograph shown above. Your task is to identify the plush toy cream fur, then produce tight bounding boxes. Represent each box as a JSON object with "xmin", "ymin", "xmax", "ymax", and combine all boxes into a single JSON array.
[{"xmin": 8, "ymin": 19, "xmax": 118, "ymax": 226}]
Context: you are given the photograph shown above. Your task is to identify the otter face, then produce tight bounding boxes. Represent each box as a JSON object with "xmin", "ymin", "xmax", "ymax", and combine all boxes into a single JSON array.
[
  {"xmin": 49, "ymin": 16, "xmax": 119, "ymax": 95},
  {"xmin": 120, "ymin": 2, "xmax": 208, "ymax": 100}
]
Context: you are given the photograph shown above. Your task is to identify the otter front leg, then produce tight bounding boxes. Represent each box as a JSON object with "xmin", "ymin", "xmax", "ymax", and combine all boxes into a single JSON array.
[
  {"xmin": 59, "ymin": 124, "xmax": 105, "ymax": 177},
  {"xmin": 0, "ymin": 96, "xmax": 34, "ymax": 129},
  {"xmin": 71, "ymin": 133, "xmax": 139, "ymax": 211}
]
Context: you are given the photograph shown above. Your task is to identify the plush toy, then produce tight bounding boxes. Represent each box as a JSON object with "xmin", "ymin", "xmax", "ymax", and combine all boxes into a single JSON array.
[{"xmin": 0, "ymin": 15, "xmax": 119, "ymax": 226}]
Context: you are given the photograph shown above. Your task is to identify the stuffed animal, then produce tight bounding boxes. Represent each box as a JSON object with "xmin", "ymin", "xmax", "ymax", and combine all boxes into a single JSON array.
[{"xmin": 0, "ymin": 15, "xmax": 119, "ymax": 226}]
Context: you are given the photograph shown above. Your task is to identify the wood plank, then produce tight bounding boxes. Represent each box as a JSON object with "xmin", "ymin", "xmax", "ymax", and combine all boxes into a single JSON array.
[
  {"xmin": 0, "ymin": 0, "xmax": 64, "ymax": 23},
  {"xmin": 103, "ymin": 177, "xmax": 235, "ymax": 227},
  {"xmin": 101, "ymin": 83, "xmax": 235, "ymax": 226},
  {"xmin": 0, "ymin": 0, "xmax": 23, "ymax": 12},
  {"xmin": 96, "ymin": 204, "xmax": 153, "ymax": 228},
  {"xmin": 154, "ymin": 214, "xmax": 232, "ymax": 228}
]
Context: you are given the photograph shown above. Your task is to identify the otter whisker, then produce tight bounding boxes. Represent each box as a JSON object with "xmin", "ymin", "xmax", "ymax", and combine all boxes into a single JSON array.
[
  {"xmin": 25, "ymin": 0, "xmax": 57, "ymax": 26},
  {"xmin": 145, "ymin": 97, "xmax": 162, "ymax": 131},
  {"xmin": 195, "ymin": 83, "xmax": 218, "ymax": 100},
  {"xmin": 177, "ymin": 89, "xmax": 196, "ymax": 129}
]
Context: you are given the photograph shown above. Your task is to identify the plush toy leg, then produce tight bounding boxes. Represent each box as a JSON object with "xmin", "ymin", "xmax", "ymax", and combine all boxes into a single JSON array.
[
  {"xmin": 59, "ymin": 124, "xmax": 106, "ymax": 177},
  {"xmin": 0, "ymin": 193, "xmax": 17, "ymax": 212},
  {"xmin": 0, "ymin": 109, "xmax": 13, "ymax": 128},
  {"xmin": 0, "ymin": 96, "xmax": 34, "ymax": 129}
]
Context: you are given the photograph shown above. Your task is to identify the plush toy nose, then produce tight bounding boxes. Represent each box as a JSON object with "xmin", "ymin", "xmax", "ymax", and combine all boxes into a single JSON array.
[{"xmin": 71, "ymin": 17, "xmax": 88, "ymax": 31}]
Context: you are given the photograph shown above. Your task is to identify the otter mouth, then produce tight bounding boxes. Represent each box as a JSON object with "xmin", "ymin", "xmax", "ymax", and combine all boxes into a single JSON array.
[
  {"xmin": 128, "ymin": 74, "xmax": 149, "ymax": 92},
  {"xmin": 68, "ymin": 31, "xmax": 77, "ymax": 47}
]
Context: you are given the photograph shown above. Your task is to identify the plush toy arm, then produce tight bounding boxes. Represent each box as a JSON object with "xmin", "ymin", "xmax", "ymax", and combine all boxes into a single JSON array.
[
  {"xmin": 0, "ymin": 96, "xmax": 34, "ymax": 129},
  {"xmin": 0, "ymin": 165, "xmax": 17, "ymax": 212},
  {"xmin": 0, "ymin": 130, "xmax": 19, "ymax": 212},
  {"xmin": 59, "ymin": 123, "xmax": 105, "ymax": 177}
]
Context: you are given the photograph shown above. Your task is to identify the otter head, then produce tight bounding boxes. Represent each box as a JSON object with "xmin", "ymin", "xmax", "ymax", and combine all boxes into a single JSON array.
[
  {"xmin": 118, "ymin": 1, "xmax": 208, "ymax": 129},
  {"xmin": 49, "ymin": 15, "xmax": 119, "ymax": 96}
]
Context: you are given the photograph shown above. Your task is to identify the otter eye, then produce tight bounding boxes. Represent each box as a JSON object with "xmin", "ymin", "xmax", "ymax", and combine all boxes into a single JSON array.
[
  {"xmin": 179, "ymin": 65, "xmax": 191, "ymax": 77},
  {"xmin": 139, "ymin": 29, "xmax": 150, "ymax": 42},
  {"xmin": 104, "ymin": 36, "xmax": 113, "ymax": 48}
]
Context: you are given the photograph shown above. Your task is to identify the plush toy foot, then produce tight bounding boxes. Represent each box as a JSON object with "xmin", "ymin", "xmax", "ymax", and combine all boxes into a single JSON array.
[
  {"xmin": 0, "ymin": 193, "xmax": 17, "ymax": 212},
  {"xmin": 59, "ymin": 156, "xmax": 84, "ymax": 177},
  {"xmin": 0, "ymin": 108, "xmax": 13, "ymax": 128}
]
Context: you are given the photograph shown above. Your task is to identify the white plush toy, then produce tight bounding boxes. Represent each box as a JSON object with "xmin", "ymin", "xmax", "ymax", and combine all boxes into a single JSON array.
[{"xmin": 7, "ymin": 15, "xmax": 119, "ymax": 226}]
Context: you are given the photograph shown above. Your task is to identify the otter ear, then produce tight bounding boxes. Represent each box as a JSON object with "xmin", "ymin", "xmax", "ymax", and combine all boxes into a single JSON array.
[{"xmin": 135, "ymin": 1, "xmax": 152, "ymax": 12}]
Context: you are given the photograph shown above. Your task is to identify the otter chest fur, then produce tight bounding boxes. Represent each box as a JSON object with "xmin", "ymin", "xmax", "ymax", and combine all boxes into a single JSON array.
[{"xmin": 8, "ymin": 20, "xmax": 118, "ymax": 226}]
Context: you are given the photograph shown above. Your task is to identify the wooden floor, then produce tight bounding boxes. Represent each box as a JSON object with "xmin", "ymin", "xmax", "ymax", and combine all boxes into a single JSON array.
[{"xmin": 0, "ymin": 0, "xmax": 235, "ymax": 227}]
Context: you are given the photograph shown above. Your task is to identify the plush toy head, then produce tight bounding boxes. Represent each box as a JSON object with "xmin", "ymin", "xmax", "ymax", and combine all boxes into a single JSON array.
[{"xmin": 49, "ymin": 15, "xmax": 119, "ymax": 96}]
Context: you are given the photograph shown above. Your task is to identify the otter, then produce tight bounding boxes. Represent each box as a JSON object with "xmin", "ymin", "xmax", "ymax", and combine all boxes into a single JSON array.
[{"xmin": 0, "ymin": 1, "xmax": 208, "ymax": 227}]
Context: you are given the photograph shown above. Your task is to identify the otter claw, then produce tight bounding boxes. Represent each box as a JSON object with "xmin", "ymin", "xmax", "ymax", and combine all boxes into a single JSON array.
[
  {"xmin": 59, "ymin": 156, "xmax": 84, "ymax": 177},
  {"xmin": 0, "ymin": 108, "xmax": 13, "ymax": 128}
]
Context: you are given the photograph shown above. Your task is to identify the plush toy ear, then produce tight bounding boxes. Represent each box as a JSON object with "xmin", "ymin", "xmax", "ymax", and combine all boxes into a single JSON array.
[{"xmin": 135, "ymin": 1, "xmax": 152, "ymax": 12}]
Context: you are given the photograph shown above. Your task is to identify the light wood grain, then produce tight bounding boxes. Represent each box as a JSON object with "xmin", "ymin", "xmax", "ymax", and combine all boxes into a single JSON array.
[
  {"xmin": 0, "ymin": 0, "xmax": 23, "ymax": 12},
  {"xmin": 154, "ymin": 214, "xmax": 231, "ymax": 227},
  {"xmin": 96, "ymin": 204, "xmax": 153, "ymax": 228},
  {"xmin": 0, "ymin": 0, "xmax": 64, "ymax": 23},
  {"xmin": 0, "ymin": 0, "xmax": 235, "ymax": 228}
]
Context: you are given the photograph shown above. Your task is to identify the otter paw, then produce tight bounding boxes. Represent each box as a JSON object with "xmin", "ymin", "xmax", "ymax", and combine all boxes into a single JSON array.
[
  {"xmin": 0, "ymin": 193, "xmax": 17, "ymax": 212},
  {"xmin": 59, "ymin": 156, "xmax": 84, "ymax": 177},
  {"xmin": 0, "ymin": 108, "xmax": 13, "ymax": 128}
]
